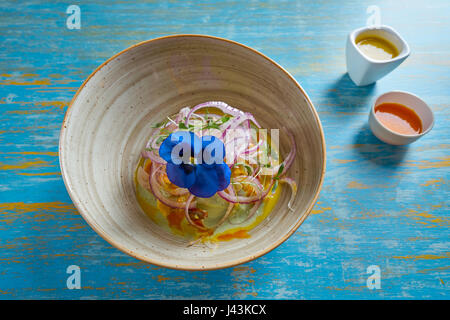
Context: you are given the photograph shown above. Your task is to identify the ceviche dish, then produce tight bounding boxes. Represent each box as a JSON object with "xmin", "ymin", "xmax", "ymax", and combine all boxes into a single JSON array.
[{"xmin": 135, "ymin": 101, "xmax": 297, "ymax": 245}]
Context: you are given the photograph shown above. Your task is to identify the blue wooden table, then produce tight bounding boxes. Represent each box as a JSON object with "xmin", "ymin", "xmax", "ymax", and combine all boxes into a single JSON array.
[{"xmin": 0, "ymin": 0, "xmax": 448, "ymax": 299}]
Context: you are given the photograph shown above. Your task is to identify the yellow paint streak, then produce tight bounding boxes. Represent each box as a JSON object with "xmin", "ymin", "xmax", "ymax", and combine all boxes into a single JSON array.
[
  {"xmin": 347, "ymin": 181, "xmax": 370, "ymax": 189},
  {"xmin": 112, "ymin": 262, "xmax": 143, "ymax": 267},
  {"xmin": 231, "ymin": 266, "xmax": 258, "ymax": 297},
  {"xmin": 6, "ymin": 151, "xmax": 58, "ymax": 157},
  {"xmin": 36, "ymin": 288, "xmax": 57, "ymax": 292},
  {"xmin": 421, "ymin": 178, "xmax": 445, "ymax": 187},
  {"xmin": 0, "ymin": 244, "xmax": 16, "ymax": 249},
  {"xmin": 415, "ymin": 144, "xmax": 450, "ymax": 152},
  {"xmin": 233, "ymin": 266, "xmax": 256, "ymax": 273},
  {"xmin": 0, "ymin": 160, "xmax": 54, "ymax": 170},
  {"xmin": 156, "ymin": 275, "xmax": 183, "ymax": 283},
  {"xmin": 392, "ymin": 252, "xmax": 450, "ymax": 261},
  {"xmin": 0, "ymin": 202, "xmax": 77, "ymax": 215},
  {"xmin": 17, "ymin": 172, "xmax": 61, "ymax": 176},
  {"xmin": 417, "ymin": 266, "xmax": 450, "ymax": 274},
  {"xmin": 404, "ymin": 157, "xmax": 450, "ymax": 169},
  {"xmin": 311, "ymin": 205, "xmax": 332, "ymax": 215},
  {"xmin": 407, "ymin": 236, "xmax": 435, "ymax": 241},
  {"xmin": 325, "ymin": 285, "xmax": 365, "ymax": 292},
  {"xmin": 405, "ymin": 209, "xmax": 449, "ymax": 227},
  {"xmin": 81, "ymin": 286, "xmax": 106, "ymax": 290},
  {"xmin": 0, "ymin": 79, "xmax": 51, "ymax": 85},
  {"xmin": 8, "ymin": 109, "xmax": 51, "ymax": 115},
  {"xmin": 408, "ymin": 210, "xmax": 433, "ymax": 218},
  {"xmin": 334, "ymin": 159, "xmax": 357, "ymax": 164},
  {"xmin": 35, "ymin": 87, "xmax": 78, "ymax": 92},
  {"xmin": 34, "ymin": 101, "xmax": 67, "ymax": 109}
]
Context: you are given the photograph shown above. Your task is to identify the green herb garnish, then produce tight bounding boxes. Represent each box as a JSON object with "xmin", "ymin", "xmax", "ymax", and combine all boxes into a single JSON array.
[
  {"xmin": 273, "ymin": 164, "xmax": 284, "ymax": 180},
  {"xmin": 203, "ymin": 122, "xmax": 221, "ymax": 130},
  {"xmin": 151, "ymin": 121, "xmax": 164, "ymax": 128},
  {"xmin": 155, "ymin": 134, "xmax": 168, "ymax": 145},
  {"xmin": 221, "ymin": 115, "xmax": 231, "ymax": 123},
  {"xmin": 272, "ymin": 180, "xmax": 278, "ymax": 194}
]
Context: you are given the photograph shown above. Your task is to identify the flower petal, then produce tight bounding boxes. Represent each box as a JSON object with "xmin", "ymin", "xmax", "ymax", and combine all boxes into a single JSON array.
[
  {"xmin": 188, "ymin": 165, "xmax": 219, "ymax": 198},
  {"xmin": 201, "ymin": 135, "xmax": 226, "ymax": 165},
  {"xmin": 159, "ymin": 131, "xmax": 201, "ymax": 163},
  {"xmin": 214, "ymin": 163, "xmax": 231, "ymax": 191},
  {"xmin": 166, "ymin": 162, "xmax": 196, "ymax": 189}
]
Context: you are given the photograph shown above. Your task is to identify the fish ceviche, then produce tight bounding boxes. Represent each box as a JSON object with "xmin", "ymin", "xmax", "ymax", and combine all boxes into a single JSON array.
[{"xmin": 135, "ymin": 101, "xmax": 297, "ymax": 244}]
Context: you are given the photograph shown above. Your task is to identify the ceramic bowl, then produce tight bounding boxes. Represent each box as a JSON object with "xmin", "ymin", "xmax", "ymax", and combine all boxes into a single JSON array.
[
  {"xmin": 346, "ymin": 25, "xmax": 410, "ymax": 86},
  {"xmin": 59, "ymin": 35, "xmax": 326, "ymax": 270},
  {"xmin": 369, "ymin": 91, "xmax": 434, "ymax": 145}
]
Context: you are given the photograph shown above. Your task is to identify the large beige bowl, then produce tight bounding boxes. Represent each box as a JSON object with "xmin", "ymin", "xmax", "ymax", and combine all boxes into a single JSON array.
[{"xmin": 59, "ymin": 35, "xmax": 326, "ymax": 270}]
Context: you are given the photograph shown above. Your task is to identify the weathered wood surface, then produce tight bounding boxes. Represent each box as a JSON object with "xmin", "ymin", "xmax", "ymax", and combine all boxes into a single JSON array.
[{"xmin": 0, "ymin": 0, "xmax": 448, "ymax": 299}]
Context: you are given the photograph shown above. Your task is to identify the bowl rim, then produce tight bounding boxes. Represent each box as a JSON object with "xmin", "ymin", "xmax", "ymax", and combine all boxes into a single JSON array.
[{"xmin": 59, "ymin": 34, "xmax": 326, "ymax": 271}]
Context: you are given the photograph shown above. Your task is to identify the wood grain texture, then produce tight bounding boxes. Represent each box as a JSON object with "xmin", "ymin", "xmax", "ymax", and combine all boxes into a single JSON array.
[{"xmin": 0, "ymin": 0, "xmax": 448, "ymax": 299}]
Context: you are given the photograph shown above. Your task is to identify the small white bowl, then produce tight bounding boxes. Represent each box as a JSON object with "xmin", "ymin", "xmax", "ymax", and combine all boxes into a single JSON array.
[
  {"xmin": 369, "ymin": 91, "xmax": 434, "ymax": 145},
  {"xmin": 346, "ymin": 25, "xmax": 410, "ymax": 86}
]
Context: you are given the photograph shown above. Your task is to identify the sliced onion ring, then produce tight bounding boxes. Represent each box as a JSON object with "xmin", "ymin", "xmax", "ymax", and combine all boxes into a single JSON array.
[
  {"xmin": 149, "ymin": 163, "xmax": 196, "ymax": 209},
  {"xmin": 184, "ymin": 194, "xmax": 208, "ymax": 231},
  {"xmin": 280, "ymin": 177, "xmax": 297, "ymax": 211},
  {"xmin": 218, "ymin": 179, "xmax": 274, "ymax": 204},
  {"xmin": 185, "ymin": 101, "xmax": 244, "ymax": 126},
  {"xmin": 155, "ymin": 166, "xmax": 189, "ymax": 196},
  {"xmin": 142, "ymin": 149, "xmax": 166, "ymax": 164}
]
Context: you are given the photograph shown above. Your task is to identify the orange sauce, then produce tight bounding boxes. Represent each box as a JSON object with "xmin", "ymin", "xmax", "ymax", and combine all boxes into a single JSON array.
[
  {"xmin": 216, "ymin": 229, "xmax": 250, "ymax": 241},
  {"xmin": 144, "ymin": 160, "xmax": 152, "ymax": 174},
  {"xmin": 375, "ymin": 102, "xmax": 422, "ymax": 135},
  {"xmin": 167, "ymin": 210, "xmax": 184, "ymax": 231}
]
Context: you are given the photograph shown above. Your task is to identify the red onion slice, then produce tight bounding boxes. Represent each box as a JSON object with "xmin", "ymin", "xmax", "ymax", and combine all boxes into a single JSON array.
[
  {"xmin": 149, "ymin": 163, "xmax": 196, "ymax": 209},
  {"xmin": 141, "ymin": 149, "xmax": 166, "ymax": 164},
  {"xmin": 185, "ymin": 101, "xmax": 245, "ymax": 126},
  {"xmin": 218, "ymin": 178, "xmax": 274, "ymax": 204},
  {"xmin": 155, "ymin": 165, "xmax": 190, "ymax": 196},
  {"xmin": 184, "ymin": 194, "xmax": 208, "ymax": 231}
]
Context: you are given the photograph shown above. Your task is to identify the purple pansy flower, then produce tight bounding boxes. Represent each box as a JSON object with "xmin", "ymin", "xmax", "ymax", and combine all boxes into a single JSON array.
[{"xmin": 159, "ymin": 131, "xmax": 231, "ymax": 198}]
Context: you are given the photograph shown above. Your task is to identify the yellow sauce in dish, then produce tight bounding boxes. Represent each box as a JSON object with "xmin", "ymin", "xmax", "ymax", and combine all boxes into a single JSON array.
[
  {"xmin": 134, "ymin": 157, "xmax": 282, "ymax": 243},
  {"xmin": 134, "ymin": 103, "xmax": 295, "ymax": 245},
  {"xmin": 355, "ymin": 35, "xmax": 399, "ymax": 60}
]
